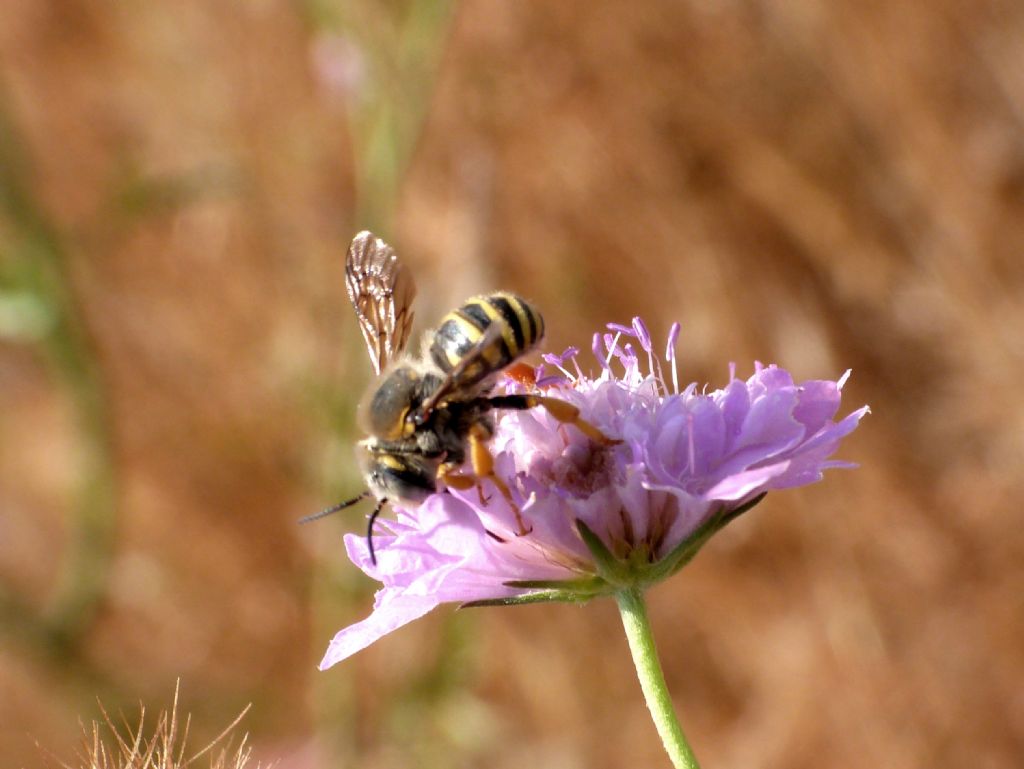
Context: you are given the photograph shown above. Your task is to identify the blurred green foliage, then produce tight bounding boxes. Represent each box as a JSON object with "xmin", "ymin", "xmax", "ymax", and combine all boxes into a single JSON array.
[
  {"xmin": 303, "ymin": 0, "xmax": 457, "ymax": 234},
  {"xmin": 0, "ymin": 96, "xmax": 117, "ymax": 660}
]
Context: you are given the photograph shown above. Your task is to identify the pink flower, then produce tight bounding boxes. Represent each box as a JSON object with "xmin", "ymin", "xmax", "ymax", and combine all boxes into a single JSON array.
[{"xmin": 320, "ymin": 320, "xmax": 868, "ymax": 669}]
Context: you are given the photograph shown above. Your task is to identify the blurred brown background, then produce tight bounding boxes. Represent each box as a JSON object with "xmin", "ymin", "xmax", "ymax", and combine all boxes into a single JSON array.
[{"xmin": 2, "ymin": 1, "xmax": 1022, "ymax": 767}]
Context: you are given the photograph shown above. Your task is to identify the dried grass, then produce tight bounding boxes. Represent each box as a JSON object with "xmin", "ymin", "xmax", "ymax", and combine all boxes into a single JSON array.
[{"xmin": 42, "ymin": 686, "xmax": 255, "ymax": 769}]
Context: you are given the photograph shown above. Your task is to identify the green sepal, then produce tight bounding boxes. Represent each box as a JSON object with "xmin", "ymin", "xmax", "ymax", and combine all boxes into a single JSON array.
[
  {"xmin": 641, "ymin": 524, "xmax": 715, "ymax": 585},
  {"xmin": 459, "ymin": 589, "xmax": 596, "ymax": 608},
  {"xmin": 642, "ymin": 492, "xmax": 767, "ymax": 585},
  {"xmin": 576, "ymin": 518, "xmax": 634, "ymax": 586},
  {"xmin": 718, "ymin": 491, "xmax": 768, "ymax": 527},
  {"xmin": 504, "ymin": 576, "xmax": 607, "ymax": 593}
]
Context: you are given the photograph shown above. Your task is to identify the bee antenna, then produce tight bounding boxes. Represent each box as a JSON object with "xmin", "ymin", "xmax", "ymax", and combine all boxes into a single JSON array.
[
  {"xmin": 299, "ymin": 491, "xmax": 371, "ymax": 524},
  {"xmin": 366, "ymin": 499, "xmax": 387, "ymax": 565}
]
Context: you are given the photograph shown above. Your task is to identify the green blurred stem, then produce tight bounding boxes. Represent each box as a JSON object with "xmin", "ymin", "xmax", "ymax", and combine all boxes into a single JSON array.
[
  {"xmin": 344, "ymin": 0, "xmax": 457, "ymax": 233},
  {"xmin": 616, "ymin": 588, "xmax": 701, "ymax": 769},
  {"xmin": 0, "ymin": 97, "xmax": 117, "ymax": 654}
]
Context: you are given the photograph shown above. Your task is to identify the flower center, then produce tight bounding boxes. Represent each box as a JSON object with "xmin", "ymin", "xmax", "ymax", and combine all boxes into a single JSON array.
[{"xmin": 542, "ymin": 440, "xmax": 616, "ymax": 499}]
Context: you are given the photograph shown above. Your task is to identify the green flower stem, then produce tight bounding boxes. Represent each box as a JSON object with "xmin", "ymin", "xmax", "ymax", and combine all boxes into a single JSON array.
[{"xmin": 616, "ymin": 588, "xmax": 701, "ymax": 769}]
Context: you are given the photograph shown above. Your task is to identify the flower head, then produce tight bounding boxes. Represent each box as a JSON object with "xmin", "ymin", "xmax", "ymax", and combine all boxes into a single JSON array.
[{"xmin": 320, "ymin": 319, "xmax": 868, "ymax": 669}]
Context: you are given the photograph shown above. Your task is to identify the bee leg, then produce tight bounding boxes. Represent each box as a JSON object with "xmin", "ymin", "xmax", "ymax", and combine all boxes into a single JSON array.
[
  {"xmin": 438, "ymin": 428, "xmax": 531, "ymax": 536},
  {"xmin": 488, "ymin": 394, "xmax": 621, "ymax": 446},
  {"xmin": 442, "ymin": 465, "xmax": 490, "ymax": 506},
  {"xmin": 467, "ymin": 424, "xmax": 531, "ymax": 535}
]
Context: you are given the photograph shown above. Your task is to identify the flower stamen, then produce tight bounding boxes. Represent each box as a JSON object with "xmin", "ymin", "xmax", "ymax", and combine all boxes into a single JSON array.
[
  {"xmin": 605, "ymin": 331, "xmax": 622, "ymax": 371},
  {"xmin": 571, "ymin": 351, "xmax": 585, "ymax": 380},
  {"xmin": 543, "ymin": 347, "xmax": 580, "ymax": 383},
  {"xmin": 632, "ymin": 316, "xmax": 658, "ymax": 387},
  {"xmin": 666, "ymin": 322, "xmax": 681, "ymax": 394}
]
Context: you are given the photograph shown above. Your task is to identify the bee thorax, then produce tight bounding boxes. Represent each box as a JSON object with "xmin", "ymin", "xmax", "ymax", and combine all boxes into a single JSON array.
[{"xmin": 357, "ymin": 362, "xmax": 442, "ymax": 440}]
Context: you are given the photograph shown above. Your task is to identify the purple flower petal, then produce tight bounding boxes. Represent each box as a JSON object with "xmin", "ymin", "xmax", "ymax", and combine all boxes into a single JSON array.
[
  {"xmin": 319, "ymin": 593, "xmax": 441, "ymax": 670},
  {"xmin": 792, "ymin": 378, "xmax": 843, "ymax": 435},
  {"xmin": 705, "ymin": 462, "xmax": 792, "ymax": 499}
]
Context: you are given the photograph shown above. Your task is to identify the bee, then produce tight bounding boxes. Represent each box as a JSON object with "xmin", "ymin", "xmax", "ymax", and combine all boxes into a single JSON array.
[{"xmin": 305, "ymin": 231, "xmax": 617, "ymax": 562}]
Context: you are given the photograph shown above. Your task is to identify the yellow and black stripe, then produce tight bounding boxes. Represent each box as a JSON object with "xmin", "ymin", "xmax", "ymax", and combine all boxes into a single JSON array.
[{"xmin": 429, "ymin": 292, "xmax": 544, "ymax": 387}]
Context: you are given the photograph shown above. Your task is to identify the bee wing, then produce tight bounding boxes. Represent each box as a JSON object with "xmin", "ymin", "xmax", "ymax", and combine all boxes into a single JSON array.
[
  {"xmin": 345, "ymin": 231, "xmax": 417, "ymax": 375},
  {"xmin": 416, "ymin": 321, "xmax": 505, "ymax": 419}
]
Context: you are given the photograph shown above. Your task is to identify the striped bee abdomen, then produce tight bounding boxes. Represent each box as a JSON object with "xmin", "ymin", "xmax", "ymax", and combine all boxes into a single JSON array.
[{"xmin": 429, "ymin": 292, "xmax": 545, "ymax": 387}]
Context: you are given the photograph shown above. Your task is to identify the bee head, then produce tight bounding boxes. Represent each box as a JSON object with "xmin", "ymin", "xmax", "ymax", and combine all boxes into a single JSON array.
[
  {"xmin": 360, "ymin": 452, "xmax": 436, "ymax": 503},
  {"xmin": 359, "ymin": 364, "xmax": 424, "ymax": 440}
]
